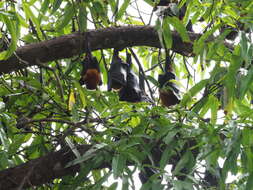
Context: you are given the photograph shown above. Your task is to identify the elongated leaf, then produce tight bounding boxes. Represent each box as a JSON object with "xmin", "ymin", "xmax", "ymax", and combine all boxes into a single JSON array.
[
  {"xmin": 16, "ymin": 13, "xmax": 29, "ymax": 28},
  {"xmin": 209, "ymin": 95, "xmax": 219, "ymax": 124},
  {"xmin": 38, "ymin": 0, "xmax": 50, "ymax": 23},
  {"xmin": 66, "ymin": 143, "xmax": 107, "ymax": 167},
  {"xmin": 91, "ymin": 171, "xmax": 112, "ymax": 190},
  {"xmin": 112, "ymin": 153, "xmax": 126, "ymax": 178},
  {"xmin": 65, "ymin": 137, "xmax": 81, "ymax": 158},
  {"xmin": 56, "ymin": 3, "xmax": 75, "ymax": 31},
  {"xmin": 238, "ymin": 66, "xmax": 253, "ymax": 99},
  {"xmin": 146, "ymin": 75, "xmax": 160, "ymax": 87},
  {"xmin": 9, "ymin": 134, "xmax": 32, "ymax": 156},
  {"xmin": 51, "ymin": 0, "xmax": 63, "ymax": 14},
  {"xmin": 0, "ymin": 14, "xmax": 17, "ymax": 60},
  {"xmin": 225, "ymin": 55, "xmax": 242, "ymax": 113},
  {"xmin": 143, "ymin": 0, "xmax": 154, "ymax": 6},
  {"xmin": 116, "ymin": 0, "xmax": 130, "ymax": 21},
  {"xmin": 163, "ymin": 130, "xmax": 178, "ymax": 145},
  {"xmin": 23, "ymin": 3, "xmax": 43, "ymax": 39},
  {"xmin": 173, "ymin": 150, "xmax": 191, "ymax": 175},
  {"xmin": 68, "ymin": 90, "xmax": 75, "ymax": 111},
  {"xmin": 166, "ymin": 16, "xmax": 190, "ymax": 42},
  {"xmin": 108, "ymin": 182, "xmax": 118, "ymax": 190},
  {"xmin": 160, "ymin": 146, "xmax": 172, "ymax": 169},
  {"xmin": 0, "ymin": 122, "xmax": 9, "ymax": 150},
  {"xmin": 108, "ymin": 0, "xmax": 117, "ymax": 13},
  {"xmin": 78, "ymin": 3, "xmax": 87, "ymax": 32},
  {"xmin": 240, "ymin": 32, "xmax": 248, "ymax": 60},
  {"xmin": 193, "ymin": 24, "xmax": 220, "ymax": 55},
  {"xmin": 74, "ymin": 81, "xmax": 87, "ymax": 108},
  {"xmin": 191, "ymin": 97, "xmax": 208, "ymax": 114},
  {"xmin": 173, "ymin": 180, "xmax": 194, "ymax": 190},
  {"xmin": 246, "ymin": 172, "xmax": 253, "ymax": 190},
  {"xmin": 122, "ymin": 175, "xmax": 129, "ymax": 190},
  {"xmin": 181, "ymin": 79, "xmax": 209, "ymax": 107},
  {"xmin": 162, "ymin": 17, "xmax": 172, "ymax": 49}
]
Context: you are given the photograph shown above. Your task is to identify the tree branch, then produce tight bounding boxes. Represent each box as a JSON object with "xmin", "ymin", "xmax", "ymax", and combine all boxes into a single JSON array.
[
  {"xmin": 0, "ymin": 26, "xmax": 201, "ymax": 75},
  {"xmin": 0, "ymin": 144, "xmax": 110, "ymax": 189}
]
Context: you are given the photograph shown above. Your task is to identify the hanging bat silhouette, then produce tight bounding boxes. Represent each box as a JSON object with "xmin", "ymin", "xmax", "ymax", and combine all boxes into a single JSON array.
[
  {"xmin": 119, "ymin": 52, "xmax": 142, "ymax": 103},
  {"xmin": 79, "ymin": 52, "xmax": 102, "ymax": 90},
  {"xmin": 108, "ymin": 49, "xmax": 128, "ymax": 91},
  {"xmin": 158, "ymin": 54, "xmax": 180, "ymax": 107}
]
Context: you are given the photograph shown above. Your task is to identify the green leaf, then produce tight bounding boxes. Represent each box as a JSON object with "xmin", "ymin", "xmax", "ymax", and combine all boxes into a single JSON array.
[
  {"xmin": 9, "ymin": 134, "xmax": 32, "ymax": 156},
  {"xmin": 115, "ymin": 0, "xmax": 130, "ymax": 21},
  {"xmin": 55, "ymin": 3, "xmax": 75, "ymax": 31},
  {"xmin": 0, "ymin": 151, "xmax": 9, "ymax": 169},
  {"xmin": 66, "ymin": 143, "xmax": 107, "ymax": 167},
  {"xmin": 38, "ymin": 0, "xmax": 50, "ymax": 23},
  {"xmin": 108, "ymin": 182, "xmax": 118, "ymax": 190},
  {"xmin": 74, "ymin": 81, "xmax": 87, "ymax": 108},
  {"xmin": 240, "ymin": 32, "xmax": 248, "ymax": 60},
  {"xmin": 112, "ymin": 153, "xmax": 126, "ymax": 178},
  {"xmin": 159, "ymin": 146, "xmax": 172, "ymax": 169},
  {"xmin": 173, "ymin": 150, "xmax": 191, "ymax": 175},
  {"xmin": 65, "ymin": 137, "xmax": 81, "ymax": 158},
  {"xmin": 91, "ymin": 171, "xmax": 112, "ymax": 190},
  {"xmin": 173, "ymin": 180, "xmax": 194, "ymax": 190},
  {"xmin": 51, "ymin": 0, "xmax": 63, "ymax": 14},
  {"xmin": 193, "ymin": 24, "xmax": 220, "ymax": 55},
  {"xmin": 191, "ymin": 97, "xmax": 208, "ymax": 114},
  {"xmin": 162, "ymin": 17, "xmax": 172, "ymax": 49},
  {"xmin": 108, "ymin": 0, "xmax": 117, "ymax": 13},
  {"xmin": 122, "ymin": 175, "xmax": 129, "ymax": 190},
  {"xmin": 0, "ymin": 122, "xmax": 9, "ymax": 150},
  {"xmin": 246, "ymin": 172, "xmax": 253, "ymax": 190},
  {"xmin": 147, "ymin": 76, "xmax": 159, "ymax": 87},
  {"xmin": 143, "ymin": 0, "xmax": 154, "ymax": 6},
  {"xmin": 181, "ymin": 79, "xmax": 209, "ymax": 107},
  {"xmin": 0, "ymin": 14, "xmax": 17, "ymax": 60},
  {"xmin": 23, "ymin": 3, "xmax": 43, "ymax": 39},
  {"xmin": 163, "ymin": 130, "xmax": 178, "ymax": 145},
  {"xmin": 16, "ymin": 13, "xmax": 29, "ymax": 28},
  {"xmin": 78, "ymin": 3, "xmax": 87, "ymax": 32},
  {"xmin": 238, "ymin": 66, "xmax": 253, "ymax": 99},
  {"xmin": 225, "ymin": 55, "xmax": 242, "ymax": 113},
  {"xmin": 209, "ymin": 95, "xmax": 219, "ymax": 124},
  {"xmin": 166, "ymin": 16, "xmax": 190, "ymax": 42}
]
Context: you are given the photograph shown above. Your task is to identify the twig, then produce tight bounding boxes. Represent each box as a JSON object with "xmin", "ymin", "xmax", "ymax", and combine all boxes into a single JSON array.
[{"xmin": 35, "ymin": 59, "xmax": 64, "ymax": 101}]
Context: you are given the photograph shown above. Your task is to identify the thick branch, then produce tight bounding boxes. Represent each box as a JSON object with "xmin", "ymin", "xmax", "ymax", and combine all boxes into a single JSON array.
[
  {"xmin": 0, "ymin": 137, "xmax": 199, "ymax": 189},
  {"xmin": 0, "ymin": 26, "xmax": 199, "ymax": 75},
  {"xmin": 0, "ymin": 144, "xmax": 110, "ymax": 189}
]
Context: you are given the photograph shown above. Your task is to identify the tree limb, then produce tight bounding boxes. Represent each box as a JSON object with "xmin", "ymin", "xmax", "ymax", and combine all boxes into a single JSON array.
[
  {"xmin": 0, "ymin": 25, "xmax": 201, "ymax": 75},
  {"xmin": 0, "ymin": 144, "xmax": 110, "ymax": 189}
]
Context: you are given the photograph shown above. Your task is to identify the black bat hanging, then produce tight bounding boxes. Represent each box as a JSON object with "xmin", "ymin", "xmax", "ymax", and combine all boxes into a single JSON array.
[
  {"xmin": 79, "ymin": 33, "xmax": 102, "ymax": 90},
  {"xmin": 158, "ymin": 53, "xmax": 180, "ymax": 107},
  {"xmin": 79, "ymin": 51, "xmax": 102, "ymax": 90},
  {"xmin": 108, "ymin": 49, "xmax": 128, "ymax": 91},
  {"xmin": 119, "ymin": 52, "xmax": 142, "ymax": 103}
]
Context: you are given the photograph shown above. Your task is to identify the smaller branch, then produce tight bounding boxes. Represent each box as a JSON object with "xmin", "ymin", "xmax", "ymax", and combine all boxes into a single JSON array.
[
  {"xmin": 35, "ymin": 59, "xmax": 64, "ymax": 101},
  {"xmin": 133, "ymin": 0, "xmax": 146, "ymax": 25}
]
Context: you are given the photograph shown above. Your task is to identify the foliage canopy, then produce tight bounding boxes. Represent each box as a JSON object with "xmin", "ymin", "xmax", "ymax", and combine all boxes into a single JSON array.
[{"xmin": 0, "ymin": 0, "xmax": 253, "ymax": 189}]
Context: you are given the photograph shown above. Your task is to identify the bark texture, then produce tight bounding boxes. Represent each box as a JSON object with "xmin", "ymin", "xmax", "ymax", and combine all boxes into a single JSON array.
[
  {"xmin": 0, "ymin": 145, "xmax": 95, "ymax": 190},
  {"xmin": 0, "ymin": 25, "xmax": 198, "ymax": 75}
]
